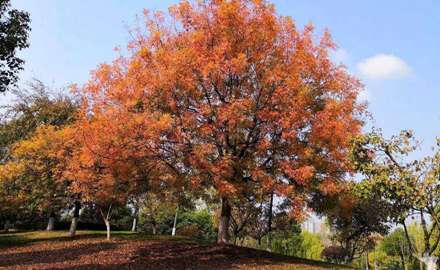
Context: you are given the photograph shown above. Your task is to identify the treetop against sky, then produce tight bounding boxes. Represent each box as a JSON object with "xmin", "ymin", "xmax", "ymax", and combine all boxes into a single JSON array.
[{"xmin": 3, "ymin": 0, "xmax": 440, "ymax": 157}]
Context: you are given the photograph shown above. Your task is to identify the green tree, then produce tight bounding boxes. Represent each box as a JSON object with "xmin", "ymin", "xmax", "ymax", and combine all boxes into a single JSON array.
[
  {"xmin": 381, "ymin": 228, "xmax": 413, "ymax": 270},
  {"xmin": 296, "ymin": 231, "xmax": 324, "ymax": 260},
  {"xmin": 178, "ymin": 209, "xmax": 216, "ymax": 242},
  {"xmin": 351, "ymin": 130, "xmax": 440, "ymax": 269},
  {"xmin": 0, "ymin": 0, "xmax": 31, "ymax": 92},
  {"xmin": 325, "ymin": 182, "xmax": 390, "ymax": 263}
]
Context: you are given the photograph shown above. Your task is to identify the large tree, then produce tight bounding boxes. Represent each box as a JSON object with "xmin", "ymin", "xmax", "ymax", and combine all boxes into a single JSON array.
[
  {"xmin": 76, "ymin": 0, "xmax": 364, "ymax": 243},
  {"xmin": 0, "ymin": 0, "xmax": 30, "ymax": 92}
]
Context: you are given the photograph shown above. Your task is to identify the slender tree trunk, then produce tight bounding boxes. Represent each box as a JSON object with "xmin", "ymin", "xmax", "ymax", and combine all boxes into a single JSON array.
[
  {"xmin": 152, "ymin": 222, "xmax": 157, "ymax": 235},
  {"xmin": 104, "ymin": 219, "xmax": 111, "ymax": 240},
  {"xmin": 366, "ymin": 251, "xmax": 370, "ymax": 270},
  {"xmin": 374, "ymin": 253, "xmax": 377, "ymax": 270},
  {"xmin": 46, "ymin": 211, "xmax": 55, "ymax": 231},
  {"xmin": 131, "ymin": 205, "xmax": 139, "ymax": 232},
  {"xmin": 3, "ymin": 219, "xmax": 11, "ymax": 232},
  {"xmin": 100, "ymin": 204, "xmax": 112, "ymax": 241},
  {"xmin": 267, "ymin": 191, "xmax": 274, "ymax": 251},
  {"xmin": 399, "ymin": 252, "xmax": 407, "ymax": 270},
  {"xmin": 69, "ymin": 201, "xmax": 80, "ymax": 237},
  {"xmin": 217, "ymin": 197, "xmax": 231, "ymax": 244},
  {"xmin": 131, "ymin": 217, "xmax": 137, "ymax": 232},
  {"xmin": 399, "ymin": 242, "xmax": 407, "ymax": 270},
  {"xmin": 172, "ymin": 205, "xmax": 179, "ymax": 236}
]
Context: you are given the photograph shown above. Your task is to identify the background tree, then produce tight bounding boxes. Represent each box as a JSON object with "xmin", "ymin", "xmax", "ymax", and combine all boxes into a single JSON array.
[
  {"xmin": 139, "ymin": 192, "xmax": 177, "ymax": 235},
  {"xmin": 325, "ymin": 182, "xmax": 391, "ymax": 263},
  {"xmin": 0, "ymin": 125, "xmax": 70, "ymax": 231},
  {"xmin": 0, "ymin": 82, "xmax": 77, "ymax": 230},
  {"xmin": 0, "ymin": 0, "xmax": 30, "ymax": 92},
  {"xmin": 351, "ymin": 130, "xmax": 440, "ymax": 269},
  {"xmin": 0, "ymin": 80, "xmax": 78, "ymax": 161},
  {"xmin": 296, "ymin": 231, "xmax": 324, "ymax": 260},
  {"xmin": 381, "ymin": 228, "xmax": 413, "ymax": 270}
]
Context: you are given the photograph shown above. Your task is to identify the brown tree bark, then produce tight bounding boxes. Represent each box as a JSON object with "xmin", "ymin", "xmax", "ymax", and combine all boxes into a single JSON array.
[
  {"xmin": 69, "ymin": 201, "xmax": 81, "ymax": 237},
  {"xmin": 267, "ymin": 191, "xmax": 274, "ymax": 251},
  {"xmin": 217, "ymin": 197, "xmax": 231, "ymax": 244}
]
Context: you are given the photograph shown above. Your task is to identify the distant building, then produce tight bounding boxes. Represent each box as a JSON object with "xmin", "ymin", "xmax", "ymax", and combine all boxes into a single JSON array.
[{"xmin": 301, "ymin": 213, "xmax": 332, "ymax": 245}]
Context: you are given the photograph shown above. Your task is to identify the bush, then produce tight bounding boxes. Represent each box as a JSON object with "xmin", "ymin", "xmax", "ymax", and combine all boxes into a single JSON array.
[
  {"xmin": 178, "ymin": 209, "xmax": 216, "ymax": 242},
  {"xmin": 321, "ymin": 246, "xmax": 350, "ymax": 264}
]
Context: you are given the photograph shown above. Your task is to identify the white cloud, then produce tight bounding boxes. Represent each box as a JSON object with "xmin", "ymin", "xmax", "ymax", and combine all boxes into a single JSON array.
[{"xmin": 357, "ymin": 54, "xmax": 411, "ymax": 80}]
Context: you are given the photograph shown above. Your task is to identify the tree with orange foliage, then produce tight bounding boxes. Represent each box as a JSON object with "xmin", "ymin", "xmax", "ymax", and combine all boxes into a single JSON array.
[
  {"xmin": 64, "ymin": 98, "xmax": 177, "ymax": 240},
  {"xmin": 76, "ymin": 0, "xmax": 363, "ymax": 243},
  {"xmin": 0, "ymin": 125, "xmax": 71, "ymax": 231}
]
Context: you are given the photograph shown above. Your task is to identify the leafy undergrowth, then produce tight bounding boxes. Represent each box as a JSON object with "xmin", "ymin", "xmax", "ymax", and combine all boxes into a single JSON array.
[{"xmin": 0, "ymin": 231, "xmax": 351, "ymax": 270}]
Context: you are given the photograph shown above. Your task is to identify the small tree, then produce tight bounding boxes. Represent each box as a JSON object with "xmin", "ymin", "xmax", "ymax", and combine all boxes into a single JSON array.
[
  {"xmin": 381, "ymin": 228, "xmax": 413, "ymax": 270},
  {"xmin": 0, "ymin": 125, "xmax": 71, "ymax": 230},
  {"xmin": 325, "ymin": 182, "xmax": 391, "ymax": 262},
  {"xmin": 322, "ymin": 246, "xmax": 350, "ymax": 264}
]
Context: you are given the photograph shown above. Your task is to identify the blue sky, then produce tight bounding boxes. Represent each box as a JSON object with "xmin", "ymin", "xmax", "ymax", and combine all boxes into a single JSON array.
[{"xmin": 4, "ymin": 0, "xmax": 440, "ymax": 155}]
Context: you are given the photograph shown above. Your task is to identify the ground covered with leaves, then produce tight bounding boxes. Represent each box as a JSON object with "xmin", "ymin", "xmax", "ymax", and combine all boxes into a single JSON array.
[{"xmin": 0, "ymin": 231, "xmax": 349, "ymax": 270}]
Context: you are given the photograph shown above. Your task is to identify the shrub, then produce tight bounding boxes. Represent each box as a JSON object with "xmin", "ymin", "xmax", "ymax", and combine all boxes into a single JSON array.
[{"xmin": 321, "ymin": 246, "xmax": 350, "ymax": 264}]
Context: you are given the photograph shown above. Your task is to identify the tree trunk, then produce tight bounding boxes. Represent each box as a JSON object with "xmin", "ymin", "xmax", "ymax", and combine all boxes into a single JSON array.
[
  {"xmin": 172, "ymin": 205, "xmax": 179, "ymax": 236},
  {"xmin": 105, "ymin": 219, "xmax": 111, "ymax": 240},
  {"xmin": 46, "ymin": 212, "xmax": 55, "ymax": 231},
  {"xmin": 131, "ymin": 217, "xmax": 137, "ymax": 232},
  {"xmin": 422, "ymin": 256, "xmax": 438, "ymax": 270},
  {"xmin": 217, "ymin": 197, "xmax": 231, "ymax": 244},
  {"xmin": 366, "ymin": 251, "xmax": 370, "ymax": 270},
  {"xmin": 131, "ymin": 205, "xmax": 139, "ymax": 232},
  {"xmin": 69, "ymin": 201, "xmax": 80, "ymax": 237},
  {"xmin": 267, "ymin": 191, "xmax": 274, "ymax": 251},
  {"xmin": 399, "ymin": 243, "xmax": 407, "ymax": 270},
  {"xmin": 3, "ymin": 220, "xmax": 11, "ymax": 232},
  {"xmin": 152, "ymin": 224, "xmax": 157, "ymax": 235}
]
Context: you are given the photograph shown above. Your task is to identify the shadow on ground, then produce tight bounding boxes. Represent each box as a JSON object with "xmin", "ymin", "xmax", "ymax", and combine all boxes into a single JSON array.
[{"xmin": 0, "ymin": 233, "xmax": 349, "ymax": 270}]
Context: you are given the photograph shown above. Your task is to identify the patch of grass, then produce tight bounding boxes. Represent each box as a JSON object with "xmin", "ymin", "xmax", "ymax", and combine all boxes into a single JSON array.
[{"xmin": 0, "ymin": 230, "xmax": 192, "ymax": 248}]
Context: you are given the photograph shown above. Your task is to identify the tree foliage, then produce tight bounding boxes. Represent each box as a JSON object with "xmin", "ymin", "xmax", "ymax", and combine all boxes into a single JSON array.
[
  {"xmin": 0, "ymin": 81, "xmax": 78, "ymax": 161},
  {"xmin": 73, "ymin": 0, "xmax": 364, "ymax": 243},
  {"xmin": 0, "ymin": 0, "xmax": 30, "ymax": 92},
  {"xmin": 351, "ymin": 130, "xmax": 440, "ymax": 261}
]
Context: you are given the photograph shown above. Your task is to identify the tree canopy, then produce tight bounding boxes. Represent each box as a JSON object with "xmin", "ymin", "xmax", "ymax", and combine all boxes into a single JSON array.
[
  {"xmin": 71, "ymin": 0, "xmax": 364, "ymax": 243},
  {"xmin": 0, "ymin": 0, "xmax": 30, "ymax": 92}
]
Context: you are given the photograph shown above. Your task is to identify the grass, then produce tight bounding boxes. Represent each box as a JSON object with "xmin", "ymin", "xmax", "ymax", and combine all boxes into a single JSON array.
[{"xmin": 0, "ymin": 231, "xmax": 352, "ymax": 270}]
